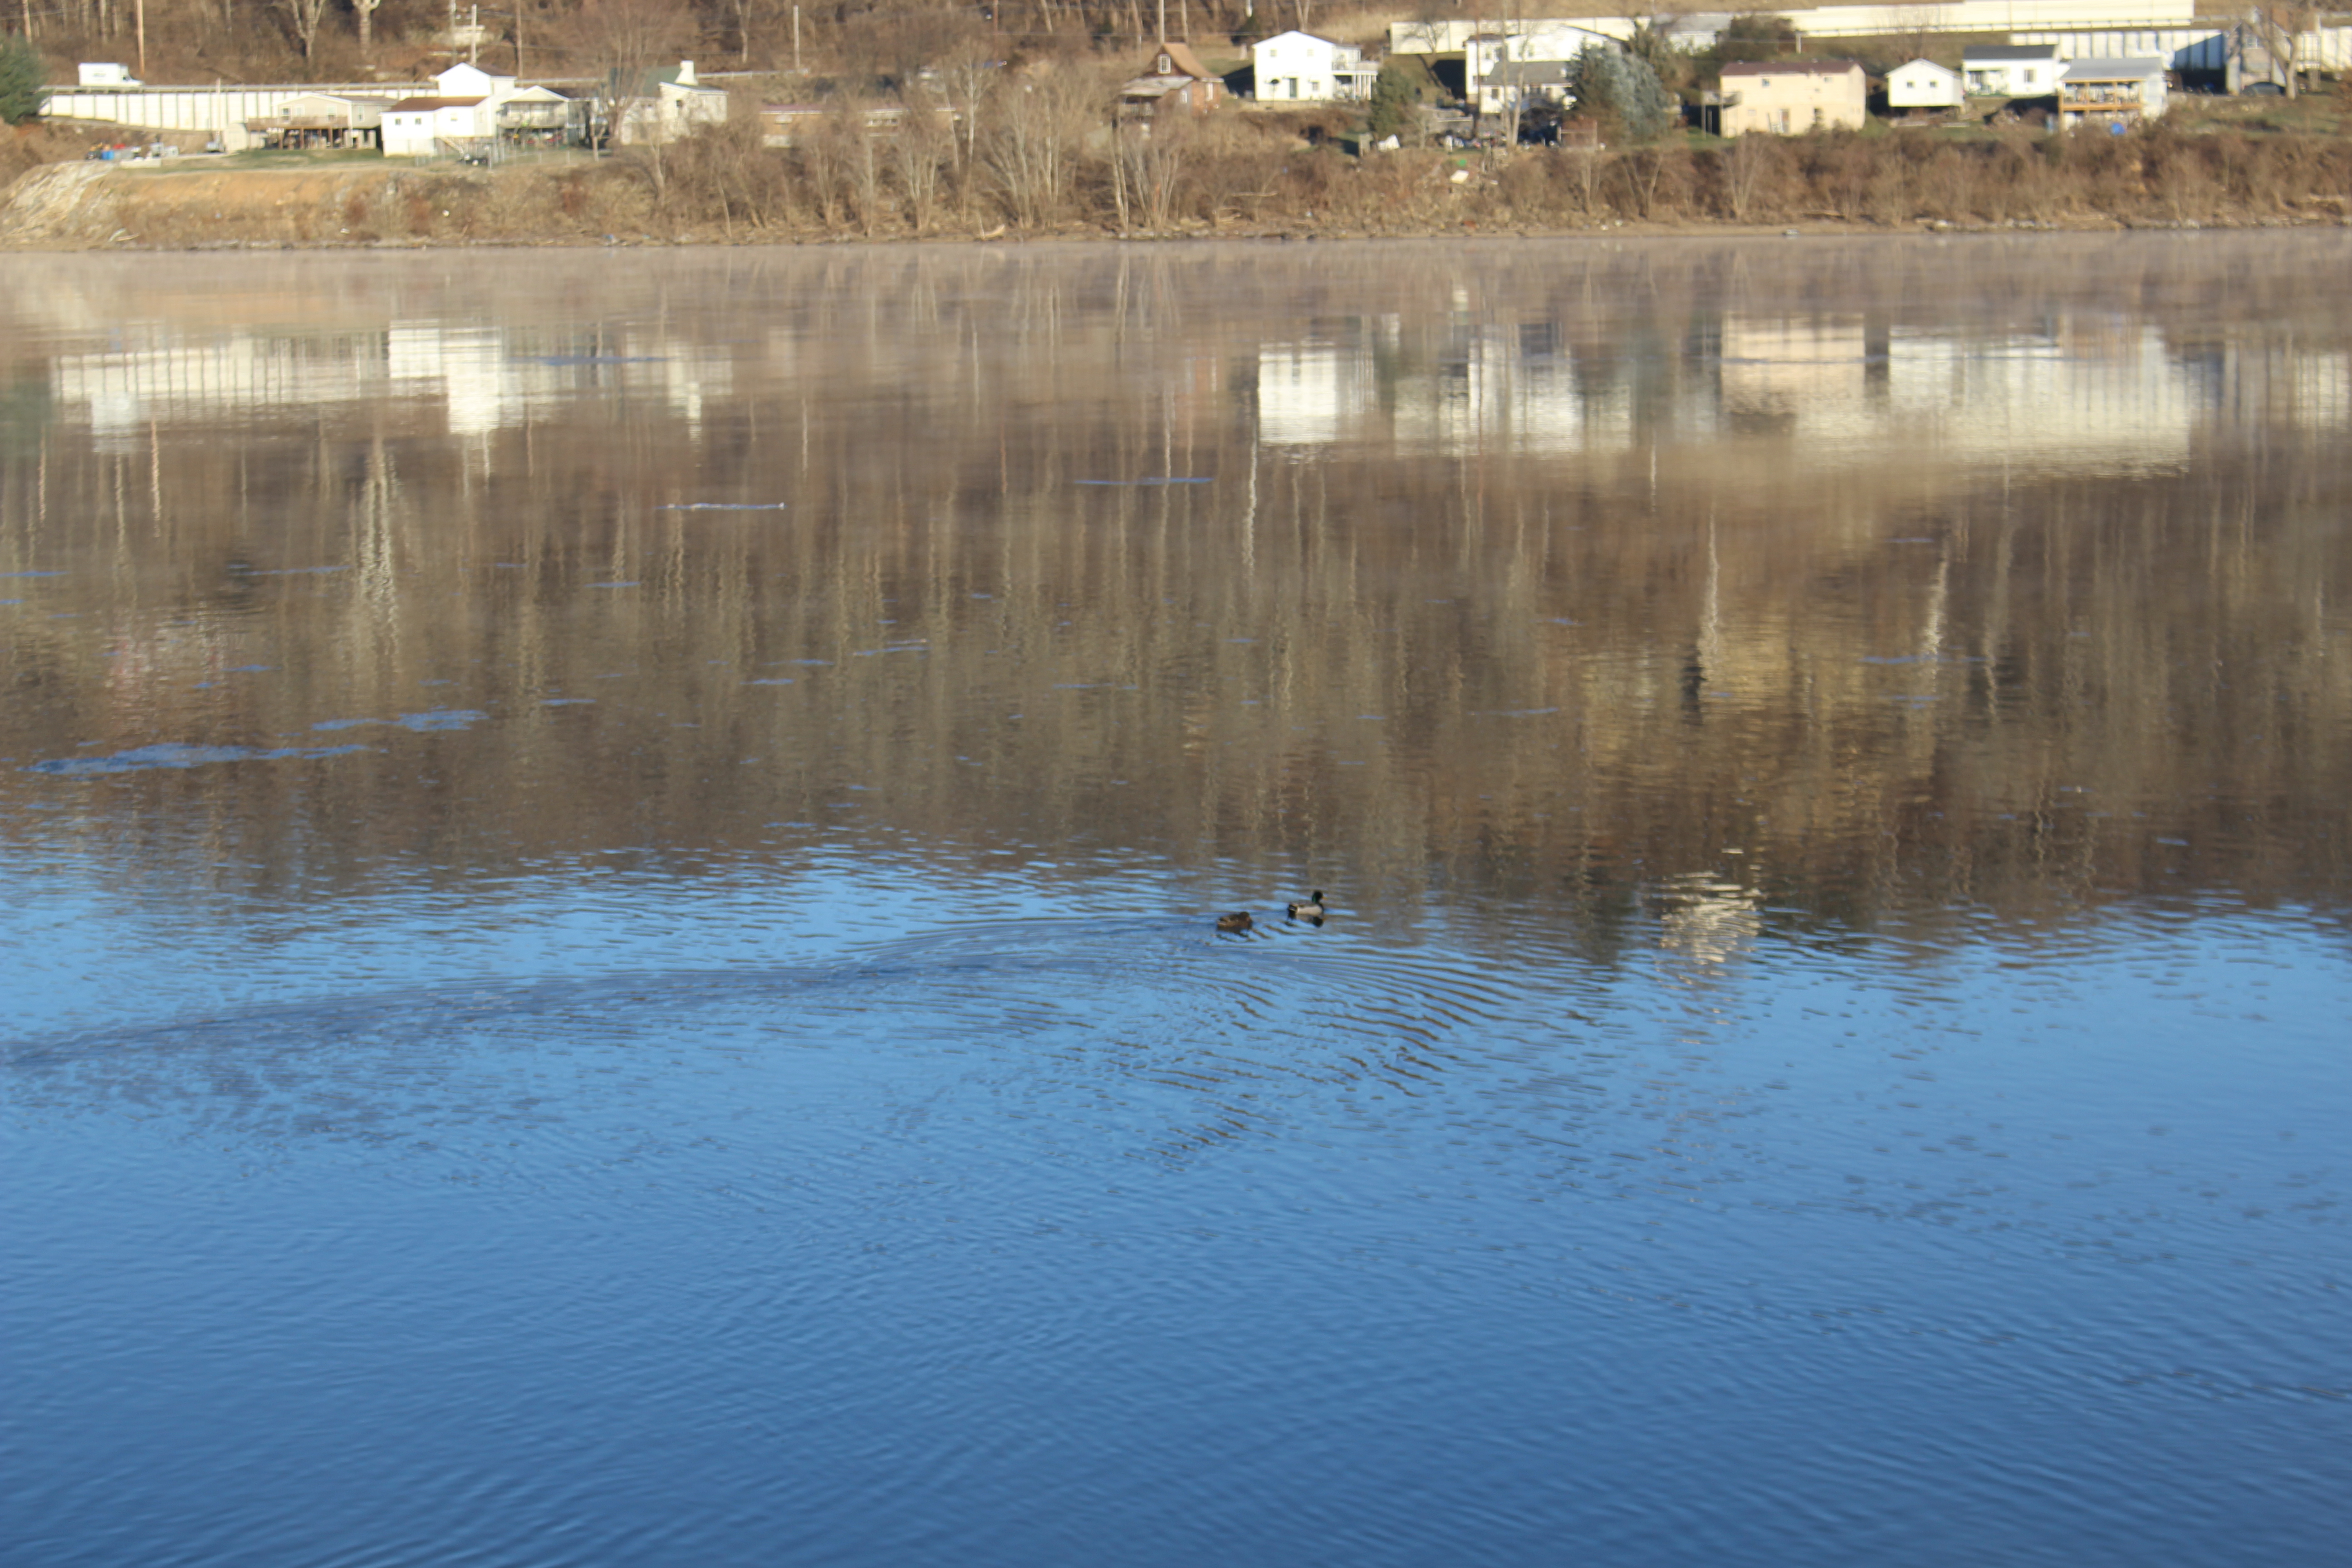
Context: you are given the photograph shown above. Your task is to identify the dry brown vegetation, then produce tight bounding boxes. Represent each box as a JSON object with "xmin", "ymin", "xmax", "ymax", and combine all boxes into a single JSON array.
[{"xmin": 21, "ymin": 111, "xmax": 2352, "ymax": 250}]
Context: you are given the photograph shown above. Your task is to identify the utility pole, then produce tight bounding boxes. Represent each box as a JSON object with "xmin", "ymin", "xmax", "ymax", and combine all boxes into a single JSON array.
[
  {"xmin": 136, "ymin": 0, "xmax": 146, "ymax": 77},
  {"xmin": 1156, "ymin": 0, "xmax": 1164, "ymax": 42},
  {"xmin": 793, "ymin": 5, "xmax": 802, "ymax": 74}
]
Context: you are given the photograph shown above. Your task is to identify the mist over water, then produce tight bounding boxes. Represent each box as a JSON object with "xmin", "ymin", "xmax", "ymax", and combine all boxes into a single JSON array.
[{"xmin": 4, "ymin": 237, "xmax": 2348, "ymax": 1567}]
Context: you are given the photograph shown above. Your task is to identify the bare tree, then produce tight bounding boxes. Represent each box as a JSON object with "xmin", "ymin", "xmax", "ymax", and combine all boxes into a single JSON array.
[
  {"xmin": 892, "ymin": 93, "xmax": 952, "ymax": 235},
  {"xmin": 276, "ymin": 0, "xmax": 328, "ymax": 59},
  {"xmin": 984, "ymin": 68, "xmax": 1096, "ymax": 228},
  {"xmin": 722, "ymin": 0, "xmax": 764, "ymax": 61},
  {"xmin": 938, "ymin": 36, "xmax": 996, "ymax": 182},
  {"xmin": 2247, "ymin": 3, "xmax": 2312, "ymax": 98},
  {"xmin": 1720, "ymin": 128, "xmax": 1775, "ymax": 220},
  {"xmin": 1564, "ymin": 126, "xmax": 1606, "ymax": 215},
  {"xmin": 565, "ymin": 0, "xmax": 693, "ymax": 152},
  {"xmin": 1888, "ymin": 4, "xmax": 1937, "ymax": 65},
  {"xmin": 1115, "ymin": 114, "xmax": 1189, "ymax": 230},
  {"xmin": 833, "ymin": 100, "xmax": 887, "ymax": 235}
]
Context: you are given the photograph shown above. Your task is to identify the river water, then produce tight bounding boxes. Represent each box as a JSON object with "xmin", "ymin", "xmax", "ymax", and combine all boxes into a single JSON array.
[{"xmin": 3, "ymin": 237, "xmax": 2347, "ymax": 1567}]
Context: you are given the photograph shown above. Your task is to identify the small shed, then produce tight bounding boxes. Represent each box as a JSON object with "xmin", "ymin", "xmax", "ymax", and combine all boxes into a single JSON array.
[{"xmin": 1888, "ymin": 59, "xmax": 1962, "ymax": 111}]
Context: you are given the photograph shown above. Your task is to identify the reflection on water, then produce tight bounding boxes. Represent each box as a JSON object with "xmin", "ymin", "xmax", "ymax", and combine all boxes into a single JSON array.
[{"xmin": 2, "ymin": 239, "xmax": 2347, "ymax": 1568}]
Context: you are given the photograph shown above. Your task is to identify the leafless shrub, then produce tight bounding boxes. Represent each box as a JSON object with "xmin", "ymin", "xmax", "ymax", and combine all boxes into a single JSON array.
[
  {"xmin": 663, "ymin": 118, "xmax": 789, "ymax": 236},
  {"xmin": 983, "ymin": 68, "xmax": 1098, "ymax": 230},
  {"xmin": 2139, "ymin": 123, "xmax": 2219, "ymax": 221},
  {"xmin": 1562, "ymin": 131, "xmax": 1608, "ymax": 218},
  {"xmin": 834, "ymin": 102, "xmax": 889, "ymax": 235},
  {"xmin": 1617, "ymin": 143, "xmax": 1687, "ymax": 219},
  {"xmin": 892, "ymin": 95, "xmax": 952, "ymax": 236},
  {"xmin": 1497, "ymin": 151, "xmax": 1560, "ymax": 219},
  {"xmin": 1981, "ymin": 133, "xmax": 2053, "ymax": 221},
  {"xmin": 797, "ymin": 111, "xmax": 855, "ymax": 231},
  {"xmin": 1718, "ymin": 132, "xmax": 1784, "ymax": 222},
  {"xmin": 1112, "ymin": 118, "xmax": 1191, "ymax": 232},
  {"xmin": 1908, "ymin": 143, "xmax": 1978, "ymax": 223},
  {"xmin": 1797, "ymin": 134, "xmax": 1877, "ymax": 220}
]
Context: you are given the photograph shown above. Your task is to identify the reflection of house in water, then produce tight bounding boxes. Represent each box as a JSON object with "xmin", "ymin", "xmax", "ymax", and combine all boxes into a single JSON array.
[
  {"xmin": 1256, "ymin": 343, "xmax": 1373, "ymax": 448},
  {"xmin": 50, "ymin": 323, "xmax": 734, "ymax": 445},
  {"xmin": 1719, "ymin": 314, "xmax": 1877, "ymax": 437},
  {"xmin": 1655, "ymin": 875, "xmax": 1763, "ymax": 970},
  {"xmin": 1246, "ymin": 309, "xmax": 2342, "ymax": 473},
  {"xmin": 1256, "ymin": 323, "xmax": 1659, "ymax": 457}
]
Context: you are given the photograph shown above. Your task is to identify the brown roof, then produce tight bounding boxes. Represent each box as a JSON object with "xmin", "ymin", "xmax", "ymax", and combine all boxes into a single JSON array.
[
  {"xmin": 1151, "ymin": 41, "xmax": 1216, "ymax": 81},
  {"xmin": 387, "ymin": 95, "xmax": 485, "ymax": 111},
  {"xmin": 1721, "ymin": 60, "xmax": 1862, "ymax": 77}
]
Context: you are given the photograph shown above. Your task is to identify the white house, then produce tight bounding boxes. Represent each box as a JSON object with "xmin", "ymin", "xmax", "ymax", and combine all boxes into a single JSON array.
[
  {"xmin": 434, "ymin": 62, "xmax": 515, "ymax": 102},
  {"xmin": 1465, "ymin": 27, "xmax": 1619, "ymax": 115},
  {"xmin": 382, "ymin": 64, "xmax": 534, "ymax": 157},
  {"xmin": 2057, "ymin": 57, "xmax": 2168, "ymax": 128},
  {"xmin": 614, "ymin": 61, "xmax": 729, "ymax": 144},
  {"xmin": 1887, "ymin": 59, "xmax": 1963, "ymax": 109},
  {"xmin": 1251, "ymin": 30, "xmax": 1377, "ymax": 102},
  {"xmin": 382, "ymin": 94, "xmax": 489, "ymax": 157},
  {"xmin": 1962, "ymin": 44, "xmax": 2060, "ymax": 97}
]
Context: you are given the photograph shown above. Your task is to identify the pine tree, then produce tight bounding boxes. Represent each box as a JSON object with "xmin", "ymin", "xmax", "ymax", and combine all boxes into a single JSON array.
[
  {"xmin": 1567, "ymin": 42, "xmax": 1674, "ymax": 144},
  {"xmin": 0, "ymin": 35, "xmax": 48, "ymax": 127},
  {"xmin": 1367, "ymin": 63, "xmax": 1419, "ymax": 139}
]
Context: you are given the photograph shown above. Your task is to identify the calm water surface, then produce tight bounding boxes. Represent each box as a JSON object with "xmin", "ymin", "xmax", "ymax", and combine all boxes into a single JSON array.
[{"xmin": 3, "ymin": 237, "xmax": 2348, "ymax": 1566}]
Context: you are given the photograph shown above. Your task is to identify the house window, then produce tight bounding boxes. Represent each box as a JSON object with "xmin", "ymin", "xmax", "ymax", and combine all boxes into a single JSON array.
[{"xmin": 2023, "ymin": 68, "xmax": 2037, "ymax": 86}]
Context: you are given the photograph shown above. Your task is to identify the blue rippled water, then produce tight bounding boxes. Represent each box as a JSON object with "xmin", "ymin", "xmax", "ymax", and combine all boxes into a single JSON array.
[{"xmin": 6, "ymin": 855, "xmax": 2348, "ymax": 1568}]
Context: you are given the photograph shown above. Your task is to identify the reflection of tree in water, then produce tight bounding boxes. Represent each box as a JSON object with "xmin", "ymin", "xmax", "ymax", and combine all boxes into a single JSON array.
[{"xmin": 0, "ymin": 240, "xmax": 2347, "ymax": 933}]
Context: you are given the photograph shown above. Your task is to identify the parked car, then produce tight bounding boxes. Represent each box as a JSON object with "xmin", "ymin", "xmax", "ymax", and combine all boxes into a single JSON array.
[{"xmin": 2243, "ymin": 80, "xmax": 2285, "ymax": 96}]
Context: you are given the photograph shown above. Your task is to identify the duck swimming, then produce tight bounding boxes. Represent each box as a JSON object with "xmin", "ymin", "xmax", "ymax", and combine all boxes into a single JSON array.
[
  {"xmin": 1285, "ymin": 891, "xmax": 1326, "ymax": 920},
  {"xmin": 1216, "ymin": 911, "xmax": 1254, "ymax": 933}
]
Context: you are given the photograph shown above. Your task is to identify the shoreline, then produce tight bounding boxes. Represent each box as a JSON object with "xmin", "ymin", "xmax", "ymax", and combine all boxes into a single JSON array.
[{"xmin": 4, "ymin": 152, "xmax": 2346, "ymax": 252}]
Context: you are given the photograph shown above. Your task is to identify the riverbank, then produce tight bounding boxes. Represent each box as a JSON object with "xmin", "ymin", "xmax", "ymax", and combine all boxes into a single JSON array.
[{"xmin": 5, "ymin": 125, "xmax": 2350, "ymax": 249}]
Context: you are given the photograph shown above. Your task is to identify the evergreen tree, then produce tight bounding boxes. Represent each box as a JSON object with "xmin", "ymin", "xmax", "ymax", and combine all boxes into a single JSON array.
[
  {"xmin": 0, "ymin": 34, "xmax": 48, "ymax": 127},
  {"xmin": 1366, "ymin": 62, "xmax": 1419, "ymax": 139},
  {"xmin": 1567, "ymin": 42, "xmax": 1674, "ymax": 143}
]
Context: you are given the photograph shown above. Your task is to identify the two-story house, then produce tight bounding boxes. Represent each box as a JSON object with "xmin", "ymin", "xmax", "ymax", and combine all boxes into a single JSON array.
[
  {"xmin": 1718, "ymin": 60, "xmax": 1867, "ymax": 136},
  {"xmin": 1251, "ymin": 30, "xmax": 1377, "ymax": 103}
]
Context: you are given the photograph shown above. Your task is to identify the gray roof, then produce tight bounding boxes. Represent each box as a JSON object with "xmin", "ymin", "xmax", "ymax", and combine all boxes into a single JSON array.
[
  {"xmin": 2062, "ymin": 57, "xmax": 2166, "ymax": 80},
  {"xmin": 1964, "ymin": 44, "xmax": 2059, "ymax": 62}
]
